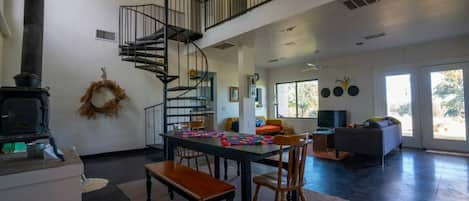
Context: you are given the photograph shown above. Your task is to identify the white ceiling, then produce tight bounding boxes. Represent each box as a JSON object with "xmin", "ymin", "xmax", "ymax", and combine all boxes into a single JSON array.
[{"xmin": 211, "ymin": 0, "xmax": 469, "ymax": 68}]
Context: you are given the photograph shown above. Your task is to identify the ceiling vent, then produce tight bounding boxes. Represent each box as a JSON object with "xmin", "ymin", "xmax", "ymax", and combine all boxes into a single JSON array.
[
  {"xmin": 213, "ymin": 42, "xmax": 236, "ymax": 50},
  {"xmin": 363, "ymin": 32, "xmax": 386, "ymax": 40},
  {"xmin": 341, "ymin": 0, "xmax": 379, "ymax": 10}
]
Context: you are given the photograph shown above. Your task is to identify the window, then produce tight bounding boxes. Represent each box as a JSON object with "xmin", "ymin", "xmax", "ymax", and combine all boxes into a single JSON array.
[{"xmin": 276, "ymin": 80, "xmax": 319, "ymax": 118}]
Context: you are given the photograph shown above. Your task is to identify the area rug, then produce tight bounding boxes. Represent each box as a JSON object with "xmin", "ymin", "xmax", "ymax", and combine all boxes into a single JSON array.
[{"xmin": 118, "ymin": 171, "xmax": 347, "ymax": 201}]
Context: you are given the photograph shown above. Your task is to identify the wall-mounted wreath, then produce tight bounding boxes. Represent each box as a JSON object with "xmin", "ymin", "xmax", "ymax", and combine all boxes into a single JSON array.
[{"xmin": 79, "ymin": 68, "xmax": 127, "ymax": 119}]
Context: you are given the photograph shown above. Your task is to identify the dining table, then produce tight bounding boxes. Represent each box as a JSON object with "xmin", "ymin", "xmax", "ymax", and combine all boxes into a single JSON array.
[{"xmin": 163, "ymin": 131, "xmax": 298, "ymax": 201}]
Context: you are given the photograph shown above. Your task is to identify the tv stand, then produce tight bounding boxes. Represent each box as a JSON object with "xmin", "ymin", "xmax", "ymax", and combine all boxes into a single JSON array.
[{"xmin": 311, "ymin": 128, "xmax": 349, "ymax": 160}]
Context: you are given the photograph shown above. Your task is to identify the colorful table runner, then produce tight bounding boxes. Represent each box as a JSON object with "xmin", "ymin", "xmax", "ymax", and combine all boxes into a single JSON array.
[
  {"xmin": 176, "ymin": 131, "xmax": 225, "ymax": 138},
  {"xmin": 221, "ymin": 134, "xmax": 274, "ymax": 146}
]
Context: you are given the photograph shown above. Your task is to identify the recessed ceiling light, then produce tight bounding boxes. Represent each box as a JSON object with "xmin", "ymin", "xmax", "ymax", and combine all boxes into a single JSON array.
[
  {"xmin": 307, "ymin": 63, "xmax": 315, "ymax": 67},
  {"xmin": 363, "ymin": 32, "xmax": 386, "ymax": 40},
  {"xmin": 268, "ymin": 57, "xmax": 287, "ymax": 63},
  {"xmin": 280, "ymin": 26, "xmax": 296, "ymax": 32},
  {"xmin": 268, "ymin": 58, "xmax": 279, "ymax": 63},
  {"xmin": 283, "ymin": 41, "xmax": 296, "ymax": 46}
]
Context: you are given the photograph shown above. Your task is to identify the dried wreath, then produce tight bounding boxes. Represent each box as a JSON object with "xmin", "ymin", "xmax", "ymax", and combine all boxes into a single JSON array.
[{"xmin": 79, "ymin": 68, "xmax": 127, "ymax": 119}]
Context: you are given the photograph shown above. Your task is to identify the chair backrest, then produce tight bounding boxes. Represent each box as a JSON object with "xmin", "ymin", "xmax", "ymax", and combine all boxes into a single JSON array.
[
  {"xmin": 173, "ymin": 121, "xmax": 205, "ymax": 158},
  {"xmin": 273, "ymin": 133, "xmax": 309, "ymax": 190},
  {"xmin": 188, "ymin": 120, "xmax": 204, "ymax": 130},
  {"xmin": 173, "ymin": 120, "xmax": 205, "ymax": 132}
]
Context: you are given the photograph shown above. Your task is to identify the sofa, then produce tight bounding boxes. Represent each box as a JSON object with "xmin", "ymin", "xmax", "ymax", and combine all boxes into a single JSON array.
[
  {"xmin": 225, "ymin": 116, "xmax": 284, "ymax": 135},
  {"xmin": 335, "ymin": 123, "xmax": 402, "ymax": 167}
]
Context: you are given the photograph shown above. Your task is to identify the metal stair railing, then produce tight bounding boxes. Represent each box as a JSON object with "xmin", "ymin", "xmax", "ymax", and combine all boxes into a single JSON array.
[{"xmin": 119, "ymin": 2, "xmax": 211, "ymax": 148}]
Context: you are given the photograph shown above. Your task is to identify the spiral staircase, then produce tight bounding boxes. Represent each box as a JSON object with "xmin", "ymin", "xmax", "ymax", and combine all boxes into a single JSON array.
[{"xmin": 119, "ymin": 2, "xmax": 213, "ymax": 150}]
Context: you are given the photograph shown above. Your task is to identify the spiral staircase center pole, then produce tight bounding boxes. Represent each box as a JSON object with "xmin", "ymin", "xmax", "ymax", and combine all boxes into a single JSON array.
[{"xmin": 163, "ymin": 0, "xmax": 169, "ymax": 159}]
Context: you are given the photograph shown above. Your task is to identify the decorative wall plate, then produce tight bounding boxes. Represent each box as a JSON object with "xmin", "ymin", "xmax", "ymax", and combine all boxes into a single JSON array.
[
  {"xmin": 321, "ymin": 88, "xmax": 331, "ymax": 98},
  {"xmin": 333, "ymin": 86, "xmax": 343, "ymax": 97},
  {"xmin": 348, "ymin": 85, "xmax": 360, "ymax": 96}
]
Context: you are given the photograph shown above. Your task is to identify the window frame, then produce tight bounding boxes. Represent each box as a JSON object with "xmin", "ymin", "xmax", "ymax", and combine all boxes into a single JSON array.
[{"xmin": 275, "ymin": 79, "xmax": 319, "ymax": 119}]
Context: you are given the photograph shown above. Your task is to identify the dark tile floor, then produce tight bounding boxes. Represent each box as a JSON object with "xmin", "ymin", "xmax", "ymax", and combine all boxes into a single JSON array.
[{"xmin": 82, "ymin": 148, "xmax": 469, "ymax": 201}]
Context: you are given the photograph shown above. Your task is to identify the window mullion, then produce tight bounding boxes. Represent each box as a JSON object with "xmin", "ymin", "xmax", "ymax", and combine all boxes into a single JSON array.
[{"xmin": 296, "ymin": 81, "xmax": 299, "ymax": 118}]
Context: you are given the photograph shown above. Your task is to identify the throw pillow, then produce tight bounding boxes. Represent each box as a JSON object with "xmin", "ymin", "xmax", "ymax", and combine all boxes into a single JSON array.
[
  {"xmin": 232, "ymin": 121, "xmax": 239, "ymax": 132},
  {"xmin": 256, "ymin": 119, "xmax": 265, "ymax": 127}
]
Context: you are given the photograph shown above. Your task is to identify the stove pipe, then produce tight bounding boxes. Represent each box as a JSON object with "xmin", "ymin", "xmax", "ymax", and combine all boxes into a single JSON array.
[{"xmin": 15, "ymin": 0, "xmax": 44, "ymax": 87}]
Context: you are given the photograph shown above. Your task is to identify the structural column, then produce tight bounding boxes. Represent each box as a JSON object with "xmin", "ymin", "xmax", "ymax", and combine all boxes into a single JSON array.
[{"xmin": 237, "ymin": 44, "xmax": 256, "ymax": 134}]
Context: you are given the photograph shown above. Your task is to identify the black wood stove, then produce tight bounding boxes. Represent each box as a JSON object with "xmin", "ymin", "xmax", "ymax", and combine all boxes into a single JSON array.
[{"xmin": 0, "ymin": 0, "xmax": 62, "ymax": 160}]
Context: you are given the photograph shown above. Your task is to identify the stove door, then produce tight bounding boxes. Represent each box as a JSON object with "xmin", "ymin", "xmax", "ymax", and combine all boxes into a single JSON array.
[{"xmin": 1, "ymin": 98, "xmax": 42, "ymax": 135}]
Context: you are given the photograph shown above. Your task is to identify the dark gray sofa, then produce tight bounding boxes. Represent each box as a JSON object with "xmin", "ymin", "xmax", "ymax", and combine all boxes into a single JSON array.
[{"xmin": 334, "ymin": 124, "xmax": 402, "ymax": 167}]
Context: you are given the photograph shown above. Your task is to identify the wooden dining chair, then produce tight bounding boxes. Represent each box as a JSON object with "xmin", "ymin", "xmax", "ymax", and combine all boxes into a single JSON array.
[
  {"xmin": 174, "ymin": 121, "xmax": 213, "ymax": 176},
  {"xmin": 252, "ymin": 133, "xmax": 309, "ymax": 201}
]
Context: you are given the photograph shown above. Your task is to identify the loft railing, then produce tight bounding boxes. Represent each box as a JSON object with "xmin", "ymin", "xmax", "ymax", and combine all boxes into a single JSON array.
[
  {"xmin": 120, "ymin": 2, "xmax": 202, "ymax": 36},
  {"xmin": 204, "ymin": 0, "xmax": 272, "ymax": 31}
]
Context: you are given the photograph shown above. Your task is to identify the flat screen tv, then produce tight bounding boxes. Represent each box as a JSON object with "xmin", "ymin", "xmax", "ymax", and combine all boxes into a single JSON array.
[{"xmin": 317, "ymin": 110, "xmax": 347, "ymax": 128}]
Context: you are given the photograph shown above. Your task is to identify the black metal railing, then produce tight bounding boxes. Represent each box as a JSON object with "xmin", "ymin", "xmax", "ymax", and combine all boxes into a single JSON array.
[
  {"xmin": 204, "ymin": 0, "xmax": 272, "ymax": 30},
  {"xmin": 145, "ymin": 103, "xmax": 164, "ymax": 147}
]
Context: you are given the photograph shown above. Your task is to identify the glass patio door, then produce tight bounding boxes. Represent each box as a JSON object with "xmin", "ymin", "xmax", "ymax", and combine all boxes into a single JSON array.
[
  {"xmin": 385, "ymin": 73, "xmax": 420, "ymax": 147},
  {"xmin": 385, "ymin": 74, "xmax": 414, "ymax": 137},
  {"xmin": 421, "ymin": 64, "xmax": 469, "ymax": 152}
]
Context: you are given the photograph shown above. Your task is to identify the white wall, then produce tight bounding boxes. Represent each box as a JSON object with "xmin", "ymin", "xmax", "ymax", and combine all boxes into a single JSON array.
[
  {"xmin": 1, "ymin": 0, "xmax": 240, "ymax": 155},
  {"xmin": 206, "ymin": 49, "xmax": 270, "ymax": 130},
  {"xmin": 205, "ymin": 50, "xmax": 239, "ymax": 130},
  {"xmin": 266, "ymin": 35, "xmax": 469, "ymax": 134},
  {"xmin": 1, "ymin": 0, "xmax": 22, "ymax": 86},
  {"xmin": 0, "ymin": 0, "xmax": 4, "ymax": 82}
]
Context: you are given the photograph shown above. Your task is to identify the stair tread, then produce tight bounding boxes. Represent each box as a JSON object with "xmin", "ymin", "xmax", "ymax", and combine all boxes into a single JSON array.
[
  {"xmin": 157, "ymin": 75, "xmax": 179, "ymax": 83},
  {"xmin": 167, "ymin": 112, "xmax": 214, "ymax": 117},
  {"xmin": 119, "ymin": 51, "xmax": 165, "ymax": 58},
  {"xmin": 167, "ymin": 86, "xmax": 197, "ymax": 91},
  {"xmin": 135, "ymin": 65, "xmax": 167, "ymax": 75},
  {"xmin": 153, "ymin": 25, "xmax": 203, "ymax": 43},
  {"xmin": 120, "ymin": 46, "xmax": 164, "ymax": 51},
  {"xmin": 126, "ymin": 39, "xmax": 164, "ymax": 46},
  {"xmin": 122, "ymin": 57, "xmax": 165, "ymax": 66},
  {"xmin": 137, "ymin": 32, "xmax": 164, "ymax": 41},
  {"xmin": 167, "ymin": 96, "xmax": 207, "ymax": 101},
  {"xmin": 166, "ymin": 106, "xmax": 207, "ymax": 109}
]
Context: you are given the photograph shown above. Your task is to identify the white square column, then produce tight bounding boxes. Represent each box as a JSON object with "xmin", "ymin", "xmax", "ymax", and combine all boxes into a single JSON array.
[{"xmin": 237, "ymin": 44, "xmax": 256, "ymax": 134}]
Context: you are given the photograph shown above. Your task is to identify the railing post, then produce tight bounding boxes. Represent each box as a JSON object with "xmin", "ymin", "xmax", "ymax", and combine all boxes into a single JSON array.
[{"xmin": 204, "ymin": 0, "xmax": 207, "ymax": 31}]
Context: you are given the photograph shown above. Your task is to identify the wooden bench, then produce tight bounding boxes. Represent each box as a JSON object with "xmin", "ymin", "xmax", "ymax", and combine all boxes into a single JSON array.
[{"xmin": 144, "ymin": 161, "xmax": 236, "ymax": 201}]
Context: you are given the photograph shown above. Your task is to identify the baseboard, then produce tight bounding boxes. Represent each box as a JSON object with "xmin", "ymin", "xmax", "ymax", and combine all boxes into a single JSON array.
[
  {"xmin": 426, "ymin": 149, "xmax": 469, "ymax": 157},
  {"xmin": 80, "ymin": 148, "xmax": 149, "ymax": 159}
]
